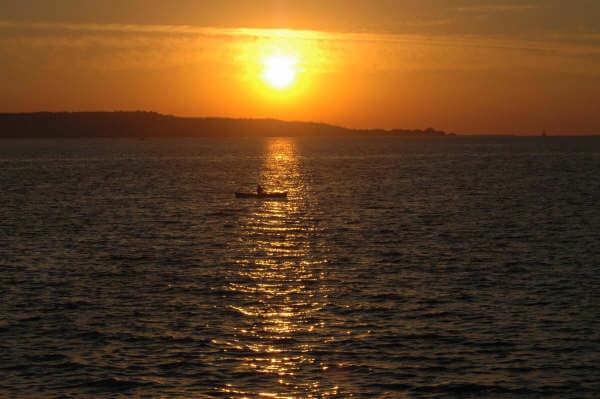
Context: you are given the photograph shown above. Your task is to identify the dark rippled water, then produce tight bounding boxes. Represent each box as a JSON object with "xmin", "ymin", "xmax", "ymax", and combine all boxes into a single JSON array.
[{"xmin": 1, "ymin": 137, "xmax": 599, "ymax": 398}]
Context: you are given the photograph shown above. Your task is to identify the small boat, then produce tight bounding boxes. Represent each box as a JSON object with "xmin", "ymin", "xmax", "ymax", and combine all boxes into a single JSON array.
[{"xmin": 235, "ymin": 191, "xmax": 288, "ymax": 199}]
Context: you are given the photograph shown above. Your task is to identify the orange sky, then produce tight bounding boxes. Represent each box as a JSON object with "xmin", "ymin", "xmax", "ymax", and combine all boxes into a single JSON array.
[{"xmin": 1, "ymin": 1, "xmax": 600, "ymax": 134}]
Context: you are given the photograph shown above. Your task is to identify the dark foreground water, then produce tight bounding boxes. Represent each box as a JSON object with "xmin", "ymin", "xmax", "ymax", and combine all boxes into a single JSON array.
[{"xmin": 1, "ymin": 137, "xmax": 599, "ymax": 398}]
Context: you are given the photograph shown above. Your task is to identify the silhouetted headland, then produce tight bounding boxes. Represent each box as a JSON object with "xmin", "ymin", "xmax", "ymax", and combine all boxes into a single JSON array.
[{"xmin": 0, "ymin": 112, "xmax": 449, "ymax": 138}]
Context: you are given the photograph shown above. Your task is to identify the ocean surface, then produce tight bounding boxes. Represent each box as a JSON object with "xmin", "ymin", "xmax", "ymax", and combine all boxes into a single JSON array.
[{"xmin": 1, "ymin": 136, "xmax": 599, "ymax": 398}]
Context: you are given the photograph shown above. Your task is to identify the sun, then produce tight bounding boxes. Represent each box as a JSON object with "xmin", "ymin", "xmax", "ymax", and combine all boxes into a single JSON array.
[{"xmin": 262, "ymin": 55, "xmax": 297, "ymax": 89}]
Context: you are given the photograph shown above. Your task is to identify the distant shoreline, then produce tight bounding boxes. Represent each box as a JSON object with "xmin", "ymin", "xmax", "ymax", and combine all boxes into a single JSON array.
[
  {"xmin": 0, "ymin": 111, "xmax": 450, "ymax": 138},
  {"xmin": 2, "ymin": 112, "xmax": 598, "ymax": 137}
]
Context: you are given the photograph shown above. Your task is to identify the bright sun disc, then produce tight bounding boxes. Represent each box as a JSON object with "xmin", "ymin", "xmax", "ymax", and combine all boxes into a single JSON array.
[{"xmin": 262, "ymin": 55, "xmax": 297, "ymax": 89}]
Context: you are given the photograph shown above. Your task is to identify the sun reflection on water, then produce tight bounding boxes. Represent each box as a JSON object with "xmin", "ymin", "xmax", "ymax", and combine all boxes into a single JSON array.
[{"xmin": 221, "ymin": 138, "xmax": 337, "ymax": 398}]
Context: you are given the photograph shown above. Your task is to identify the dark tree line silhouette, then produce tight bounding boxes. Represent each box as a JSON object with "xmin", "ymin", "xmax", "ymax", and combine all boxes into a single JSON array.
[{"xmin": 0, "ymin": 112, "xmax": 448, "ymax": 138}]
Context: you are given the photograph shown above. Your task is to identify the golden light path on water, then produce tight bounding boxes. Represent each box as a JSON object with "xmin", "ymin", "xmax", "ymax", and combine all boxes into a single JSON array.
[{"xmin": 220, "ymin": 139, "xmax": 339, "ymax": 398}]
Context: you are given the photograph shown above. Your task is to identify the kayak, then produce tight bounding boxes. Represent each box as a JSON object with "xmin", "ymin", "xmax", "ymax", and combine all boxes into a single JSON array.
[{"xmin": 235, "ymin": 192, "xmax": 288, "ymax": 199}]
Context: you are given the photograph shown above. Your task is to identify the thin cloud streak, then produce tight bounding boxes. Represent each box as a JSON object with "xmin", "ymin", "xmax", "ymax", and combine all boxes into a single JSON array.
[
  {"xmin": 1, "ymin": 19, "xmax": 598, "ymax": 48},
  {"xmin": 454, "ymin": 4, "xmax": 539, "ymax": 13},
  {"xmin": 1, "ymin": 20, "xmax": 600, "ymax": 77}
]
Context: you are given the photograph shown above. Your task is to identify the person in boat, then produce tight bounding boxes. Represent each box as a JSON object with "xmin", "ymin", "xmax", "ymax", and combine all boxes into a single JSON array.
[{"xmin": 257, "ymin": 184, "xmax": 265, "ymax": 195}]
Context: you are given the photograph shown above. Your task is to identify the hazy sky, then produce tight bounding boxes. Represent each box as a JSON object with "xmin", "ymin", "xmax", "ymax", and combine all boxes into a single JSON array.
[{"xmin": 2, "ymin": 0, "xmax": 600, "ymax": 134}]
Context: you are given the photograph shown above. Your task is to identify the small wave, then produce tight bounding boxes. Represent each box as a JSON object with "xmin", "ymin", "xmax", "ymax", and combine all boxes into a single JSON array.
[
  {"xmin": 24, "ymin": 353, "xmax": 68, "ymax": 363},
  {"xmin": 205, "ymin": 209, "xmax": 243, "ymax": 217},
  {"xmin": 0, "ymin": 364, "xmax": 33, "ymax": 372},
  {"xmin": 78, "ymin": 377, "xmax": 160, "ymax": 393},
  {"xmin": 75, "ymin": 330, "xmax": 109, "ymax": 342},
  {"xmin": 158, "ymin": 335, "xmax": 209, "ymax": 346},
  {"xmin": 157, "ymin": 361, "xmax": 191, "ymax": 370},
  {"xmin": 53, "ymin": 360, "xmax": 89, "ymax": 372},
  {"xmin": 367, "ymin": 382, "xmax": 412, "ymax": 391},
  {"xmin": 396, "ymin": 333, "xmax": 465, "ymax": 344},
  {"xmin": 414, "ymin": 382, "xmax": 537, "ymax": 396},
  {"xmin": 55, "ymin": 300, "xmax": 94, "ymax": 311}
]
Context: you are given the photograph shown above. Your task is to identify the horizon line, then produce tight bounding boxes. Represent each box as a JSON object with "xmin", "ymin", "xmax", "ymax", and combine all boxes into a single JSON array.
[{"xmin": 2, "ymin": 110, "xmax": 599, "ymax": 136}]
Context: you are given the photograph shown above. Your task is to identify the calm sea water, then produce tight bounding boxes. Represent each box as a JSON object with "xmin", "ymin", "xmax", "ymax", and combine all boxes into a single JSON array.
[{"xmin": 1, "ymin": 137, "xmax": 599, "ymax": 398}]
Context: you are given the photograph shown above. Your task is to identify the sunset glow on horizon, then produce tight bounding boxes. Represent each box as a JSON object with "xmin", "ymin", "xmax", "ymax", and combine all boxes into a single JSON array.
[{"xmin": 2, "ymin": 1, "xmax": 600, "ymax": 134}]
